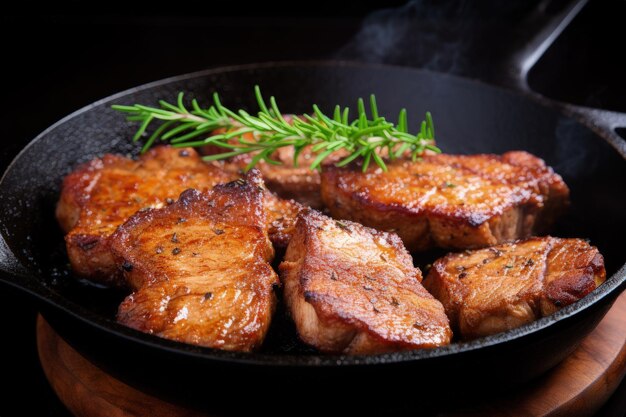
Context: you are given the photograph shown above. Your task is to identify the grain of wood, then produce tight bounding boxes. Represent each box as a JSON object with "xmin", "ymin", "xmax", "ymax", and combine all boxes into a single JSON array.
[{"xmin": 37, "ymin": 292, "xmax": 626, "ymax": 417}]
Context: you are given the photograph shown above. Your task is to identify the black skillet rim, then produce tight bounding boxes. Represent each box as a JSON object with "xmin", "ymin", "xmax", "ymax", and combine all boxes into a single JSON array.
[{"xmin": 1, "ymin": 60, "xmax": 625, "ymax": 367}]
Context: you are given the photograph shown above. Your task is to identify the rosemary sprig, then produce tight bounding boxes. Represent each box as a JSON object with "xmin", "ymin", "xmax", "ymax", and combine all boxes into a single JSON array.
[{"xmin": 112, "ymin": 86, "xmax": 439, "ymax": 172}]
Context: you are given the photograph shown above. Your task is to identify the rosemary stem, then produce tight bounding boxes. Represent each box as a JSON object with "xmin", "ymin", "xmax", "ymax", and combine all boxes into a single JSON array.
[{"xmin": 112, "ymin": 87, "xmax": 439, "ymax": 172}]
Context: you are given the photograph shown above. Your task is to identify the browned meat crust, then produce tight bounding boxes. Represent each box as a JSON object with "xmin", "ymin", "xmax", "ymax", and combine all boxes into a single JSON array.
[
  {"xmin": 109, "ymin": 171, "xmax": 279, "ymax": 351},
  {"xmin": 279, "ymin": 209, "xmax": 452, "ymax": 354},
  {"xmin": 321, "ymin": 151, "xmax": 570, "ymax": 252},
  {"xmin": 56, "ymin": 146, "xmax": 300, "ymax": 286},
  {"xmin": 56, "ymin": 146, "xmax": 234, "ymax": 286},
  {"xmin": 238, "ymin": 145, "xmax": 343, "ymax": 209},
  {"xmin": 423, "ymin": 236, "xmax": 606, "ymax": 340},
  {"xmin": 264, "ymin": 192, "xmax": 303, "ymax": 249}
]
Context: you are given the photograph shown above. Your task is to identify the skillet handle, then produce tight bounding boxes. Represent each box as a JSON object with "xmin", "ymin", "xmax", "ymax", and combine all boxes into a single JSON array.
[
  {"xmin": 500, "ymin": 0, "xmax": 626, "ymax": 152},
  {"xmin": 501, "ymin": 0, "xmax": 589, "ymax": 92},
  {"xmin": 553, "ymin": 103, "xmax": 626, "ymax": 153}
]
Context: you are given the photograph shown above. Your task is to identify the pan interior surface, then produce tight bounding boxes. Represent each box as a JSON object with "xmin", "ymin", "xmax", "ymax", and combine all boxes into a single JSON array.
[{"xmin": 0, "ymin": 62, "xmax": 625, "ymax": 367}]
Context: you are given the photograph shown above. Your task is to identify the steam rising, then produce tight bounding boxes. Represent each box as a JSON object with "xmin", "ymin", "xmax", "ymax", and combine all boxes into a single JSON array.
[
  {"xmin": 337, "ymin": 1, "xmax": 470, "ymax": 74},
  {"xmin": 553, "ymin": 116, "xmax": 600, "ymax": 179},
  {"xmin": 336, "ymin": 1, "xmax": 609, "ymax": 183},
  {"xmin": 337, "ymin": 0, "xmax": 540, "ymax": 80}
]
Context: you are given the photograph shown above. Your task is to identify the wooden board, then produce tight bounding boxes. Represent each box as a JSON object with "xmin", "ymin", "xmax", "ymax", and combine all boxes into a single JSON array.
[{"xmin": 37, "ymin": 292, "xmax": 626, "ymax": 417}]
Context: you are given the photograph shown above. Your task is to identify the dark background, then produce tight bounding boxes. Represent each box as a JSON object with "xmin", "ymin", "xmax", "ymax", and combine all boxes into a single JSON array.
[{"xmin": 2, "ymin": 1, "xmax": 626, "ymax": 415}]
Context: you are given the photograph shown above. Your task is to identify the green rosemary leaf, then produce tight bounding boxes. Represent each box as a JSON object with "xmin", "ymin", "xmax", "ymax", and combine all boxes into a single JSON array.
[
  {"xmin": 398, "ymin": 109, "xmax": 407, "ymax": 133},
  {"xmin": 310, "ymin": 105, "xmax": 329, "ymax": 125},
  {"xmin": 336, "ymin": 148, "xmax": 364, "ymax": 167},
  {"xmin": 168, "ymin": 126, "xmax": 215, "ymax": 144},
  {"xmin": 159, "ymin": 100, "xmax": 182, "ymax": 113},
  {"xmin": 254, "ymin": 85, "xmax": 270, "ymax": 115},
  {"xmin": 126, "ymin": 115, "xmax": 147, "ymax": 122},
  {"xmin": 133, "ymin": 114, "xmax": 153, "ymax": 142},
  {"xmin": 426, "ymin": 144, "xmax": 442, "ymax": 153},
  {"xmin": 111, "ymin": 104, "xmax": 140, "ymax": 112},
  {"xmin": 394, "ymin": 142, "xmax": 411, "ymax": 159},
  {"xmin": 161, "ymin": 123, "xmax": 197, "ymax": 140},
  {"xmin": 262, "ymin": 154, "xmax": 282, "ymax": 166},
  {"xmin": 369, "ymin": 95, "xmax": 379, "ymax": 120},
  {"xmin": 302, "ymin": 113, "xmax": 334, "ymax": 136},
  {"xmin": 310, "ymin": 148, "xmax": 335, "ymax": 170},
  {"xmin": 113, "ymin": 86, "xmax": 437, "ymax": 171},
  {"xmin": 133, "ymin": 105, "xmax": 174, "ymax": 116},
  {"xmin": 246, "ymin": 149, "xmax": 271, "ymax": 172},
  {"xmin": 191, "ymin": 98, "xmax": 204, "ymax": 115},
  {"xmin": 143, "ymin": 121, "xmax": 174, "ymax": 152},
  {"xmin": 351, "ymin": 124, "xmax": 391, "ymax": 138},
  {"xmin": 333, "ymin": 105, "xmax": 342, "ymax": 123},
  {"xmin": 195, "ymin": 121, "xmax": 221, "ymax": 131},
  {"xmin": 177, "ymin": 92, "xmax": 188, "ymax": 114},
  {"xmin": 362, "ymin": 151, "xmax": 372, "ymax": 172},
  {"xmin": 152, "ymin": 120, "xmax": 176, "ymax": 143},
  {"xmin": 269, "ymin": 96, "xmax": 285, "ymax": 123},
  {"xmin": 257, "ymin": 112, "xmax": 291, "ymax": 134},
  {"xmin": 342, "ymin": 107, "xmax": 350, "ymax": 125},
  {"xmin": 292, "ymin": 144, "xmax": 306, "ymax": 168},
  {"xmin": 326, "ymin": 140, "xmax": 347, "ymax": 151},
  {"xmin": 311, "ymin": 141, "xmax": 331, "ymax": 153},
  {"xmin": 357, "ymin": 98, "xmax": 366, "ymax": 118},
  {"xmin": 202, "ymin": 148, "xmax": 258, "ymax": 161},
  {"xmin": 426, "ymin": 111, "xmax": 435, "ymax": 138},
  {"xmin": 372, "ymin": 151, "xmax": 387, "ymax": 172}
]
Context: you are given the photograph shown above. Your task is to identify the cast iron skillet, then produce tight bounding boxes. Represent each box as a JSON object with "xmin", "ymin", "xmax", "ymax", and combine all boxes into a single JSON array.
[{"xmin": 0, "ymin": 61, "xmax": 625, "ymax": 414}]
